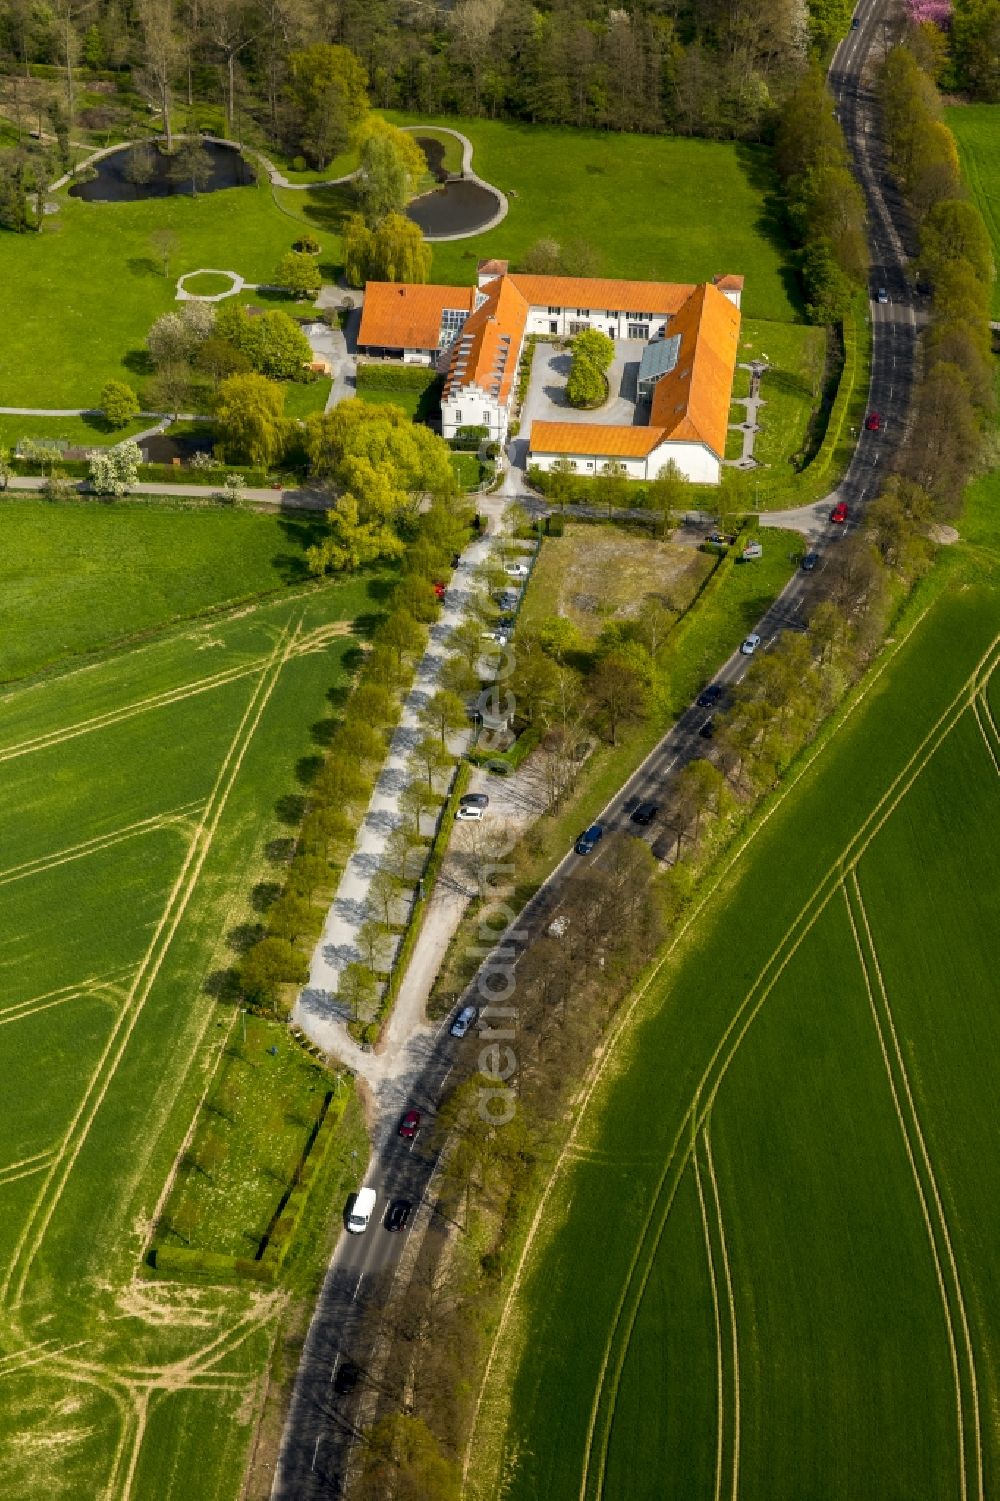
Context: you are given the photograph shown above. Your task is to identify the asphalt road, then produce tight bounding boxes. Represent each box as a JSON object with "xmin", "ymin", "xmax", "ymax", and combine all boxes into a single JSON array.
[{"xmin": 271, "ymin": 3, "xmax": 921, "ymax": 1493}]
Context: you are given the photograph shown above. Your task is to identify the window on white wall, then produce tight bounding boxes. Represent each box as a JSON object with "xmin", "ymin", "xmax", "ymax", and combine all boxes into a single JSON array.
[{"xmin": 454, "ymin": 410, "xmax": 462, "ymax": 423}]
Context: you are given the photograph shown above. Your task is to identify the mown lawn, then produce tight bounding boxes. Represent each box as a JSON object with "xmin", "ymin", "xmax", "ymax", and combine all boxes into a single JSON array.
[
  {"xmin": 739, "ymin": 317, "xmax": 827, "ymax": 475},
  {"xmin": 0, "ymin": 178, "xmax": 311, "ymax": 407},
  {"xmin": 474, "ymin": 570, "xmax": 1000, "ymax": 1500},
  {"xmin": 0, "ymin": 497, "xmax": 335, "ymax": 683},
  {"xmin": 945, "ymin": 104, "xmax": 1000, "ymax": 318},
  {"xmin": 385, "ymin": 114, "xmax": 801, "ymax": 324},
  {"xmin": 0, "ymin": 412, "xmax": 152, "ymax": 449},
  {"xmin": 0, "ymin": 565, "xmax": 379, "ymax": 1501}
]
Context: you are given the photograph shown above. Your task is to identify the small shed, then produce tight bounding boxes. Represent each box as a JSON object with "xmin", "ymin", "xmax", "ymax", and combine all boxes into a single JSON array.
[{"xmin": 637, "ymin": 334, "xmax": 681, "ymax": 402}]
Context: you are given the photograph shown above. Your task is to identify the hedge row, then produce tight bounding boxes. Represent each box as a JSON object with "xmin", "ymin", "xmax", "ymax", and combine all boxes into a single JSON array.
[
  {"xmin": 355, "ymin": 362, "xmax": 442, "ymax": 393},
  {"xmin": 808, "ymin": 303, "xmax": 859, "ymax": 483}
]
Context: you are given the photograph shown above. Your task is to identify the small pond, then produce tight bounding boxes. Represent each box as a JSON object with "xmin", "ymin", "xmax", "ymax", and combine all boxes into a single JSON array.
[
  {"xmin": 69, "ymin": 141, "xmax": 254, "ymax": 203},
  {"xmin": 406, "ymin": 179, "xmax": 502, "ymax": 239},
  {"xmin": 141, "ymin": 430, "xmax": 215, "ymax": 465}
]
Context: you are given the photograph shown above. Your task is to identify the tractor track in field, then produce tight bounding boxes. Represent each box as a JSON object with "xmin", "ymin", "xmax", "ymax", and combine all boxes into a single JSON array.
[
  {"xmin": 0, "ymin": 1151, "xmax": 55, "ymax": 1188},
  {"xmin": 0, "ymin": 974, "xmax": 129, "ymax": 1029},
  {"xmin": 1, "ymin": 618, "xmax": 301, "ymax": 1314},
  {"xmin": 844, "ymin": 869, "xmax": 983, "ymax": 1501},
  {"xmin": 0, "ymin": 803, "xmax": 204, "ymax": 890},
  {"xmin": 972, "ymin": 685, "xmax": 1000, "ymax": 773},
  {"xmin": 0, "ymin": 657, "xmax": 269, "ymax": 766},
  {"xmin": 701, "ymin": 1125, "xmax": 739, "ymax": 1501},
  {"xmin": 579, "ymin": 636, "xmax": 1000, "ymax": 1500},
  {"xmin": 693, "ymin": 1125, "xmax": 727, "ymax": 1501}
]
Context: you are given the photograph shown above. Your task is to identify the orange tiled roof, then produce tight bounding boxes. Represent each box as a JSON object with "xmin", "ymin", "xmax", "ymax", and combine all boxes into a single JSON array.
[
  {"xmin": 507, "ymin": 274, "xmax": 694, "ymax": 316},
  {"xmin": 713, "ymin": 273, "xmax": 745, "ymax": 292},
  {"xmin": 358, "ymin": 282, "xmax": 476, "ymax": 352},
  {"xmin": 443, "ymin": 275, "xmax": 528, "ymax": 406},
  {"xmin": 650, "ymin": 282, "xmax": 741, "ymax": 458},
  {"xmin": 528, "ymin": 421, "xmax": 667, "ymax": 460}
]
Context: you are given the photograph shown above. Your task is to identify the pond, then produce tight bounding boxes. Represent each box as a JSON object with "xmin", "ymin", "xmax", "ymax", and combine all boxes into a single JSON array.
[
  {"xmin": 69, "ymin": 141, "xmax": 254, "ymax": 203},
  {"xmin": 406, "ymin": 179, "xmax": 502, "ymax": 239}
]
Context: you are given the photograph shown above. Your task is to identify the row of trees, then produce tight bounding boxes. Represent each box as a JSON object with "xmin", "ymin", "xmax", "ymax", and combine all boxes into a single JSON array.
[
  {"xmin": 773, "ymin": 65, "xmax": 868, "ymax": 325},
  {"xmin": 878, "ymin": 42, "xmax": 995, "ymax": 515},
  {"xmin": 238, "ymin": 500, "xmax": 472, "ymax": 1014},
  {"xmin": 0, "ymin": 0, "xmax": 835, "ymax": 181}
]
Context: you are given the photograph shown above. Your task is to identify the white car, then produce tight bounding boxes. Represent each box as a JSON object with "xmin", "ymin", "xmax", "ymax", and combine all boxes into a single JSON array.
[
  {"xmin": 455, "ymin": 804, "xmax": 484, "ymax": 821},
  {"xmin": 482, "ymin": 630, "xmax": 509, "ymax": 647},
  {"xmin": 547, "ymin": 915, "xmax": 570, "ymax": 938},
  {"xmin": 505, "ymin": 561, "xmax": 530, "ymax": 578},
  {"xmin": 740, "ymin": 633, "xmax": 762, "ymax": 656}
]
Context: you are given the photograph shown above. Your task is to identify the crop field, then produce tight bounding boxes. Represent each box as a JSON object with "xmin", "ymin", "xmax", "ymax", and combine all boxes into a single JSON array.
[
  {"xmin": 946, "ymin": 105, "xmax": 1000, "ymax": 318},
  {"xmin": 468, "ymin": 563, "xmax": 1000, "ymax": 1498},
  {"xmin": 0, "ymin": 539, "xmax": 378, "ymax": 1499}
]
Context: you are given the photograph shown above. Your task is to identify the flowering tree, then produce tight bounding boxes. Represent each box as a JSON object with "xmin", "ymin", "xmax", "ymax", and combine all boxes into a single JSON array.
[
  {"xmin": 905, "ymin": 0, "xmax": 952, "ymax": 26},
  {"xmin": 88, "ymin": 440, "xmax": 142, "ymax": 498}
]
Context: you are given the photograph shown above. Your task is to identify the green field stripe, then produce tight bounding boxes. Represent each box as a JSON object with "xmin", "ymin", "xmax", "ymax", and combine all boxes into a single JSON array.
[
  {"xmin": 844, "ymin": 871, "xmax": 983, "ymax": 1501},
  {"xmin": 0, "ymin": 659, "xmax": 269, "ymax": 767},
  {"xmin": 1, "ymin": 617, "xmax": 302, "ymax": 1315},
  {"xmin": 581, "ymin": 635, "xmax": 1000, "ymax": 1501},
  {"xmin": 0, "ymin": 803, "xmax": 204, "ymax": 890}
]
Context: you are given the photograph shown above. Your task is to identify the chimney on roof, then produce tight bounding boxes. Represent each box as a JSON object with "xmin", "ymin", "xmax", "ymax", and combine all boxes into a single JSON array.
[{"xmin": 477, "ymin": 258, "xmax": 509, "ymax": 289}]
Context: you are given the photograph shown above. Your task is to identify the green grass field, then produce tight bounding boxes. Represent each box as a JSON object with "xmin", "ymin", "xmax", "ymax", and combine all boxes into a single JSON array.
[
  {"xmin": 945, "ymin": 104, "xmax": 1000, "ymax": 318},
  {"xmin": 0, "ymin": 508, "xmax": 381, "ymax": 1499},
  {"xmin": 469, "ymin": 486, "xmax": 1000, "ymax": 1497},
  {"xmin": 0, "ymin": 498, "xmax": 331, "ymax": 684}
]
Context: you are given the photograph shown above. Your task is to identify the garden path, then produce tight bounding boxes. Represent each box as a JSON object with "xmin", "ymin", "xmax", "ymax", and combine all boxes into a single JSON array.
[{"xmin": 723, "ymin": 360, "xmax": 764, "ymax": 469}]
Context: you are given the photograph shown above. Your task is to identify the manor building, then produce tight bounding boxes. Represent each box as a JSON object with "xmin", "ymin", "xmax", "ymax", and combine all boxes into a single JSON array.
[{"xmin": 357, "ymin": 263, "xmax": 743, "ymax": 484}]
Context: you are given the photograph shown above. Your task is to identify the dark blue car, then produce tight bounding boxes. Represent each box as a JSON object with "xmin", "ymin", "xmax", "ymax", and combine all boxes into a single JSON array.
[{"xmin": 575, "ymin": 824, "xmax": 605, "ymax": 855}]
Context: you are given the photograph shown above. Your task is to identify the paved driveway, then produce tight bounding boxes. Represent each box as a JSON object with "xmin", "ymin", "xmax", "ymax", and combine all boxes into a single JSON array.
[{"xmin": 522, "ymin": 339, "xmax": 649, "ymax": 428}]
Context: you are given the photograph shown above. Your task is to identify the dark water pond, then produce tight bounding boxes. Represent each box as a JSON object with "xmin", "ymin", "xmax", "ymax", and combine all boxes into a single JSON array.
[
  {"xmin": 406, "ymin": 179, "xmax": 501, "ymax": 238},
  {"xmin": 69, "ymin": 141, "xmax": 254, "ymax": 202},
  {"xmin": 141, "ymin": 430, "xmax": 214, "ymax": 465}
]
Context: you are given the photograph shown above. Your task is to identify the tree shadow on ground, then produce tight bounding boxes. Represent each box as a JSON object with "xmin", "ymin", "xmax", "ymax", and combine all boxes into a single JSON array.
[
  {"xmin": 126, "ymin": 255, "xmax": 160, "ymax": 278},
  {"xmin": 276, "ymin": 791, "xmax": 307, "ymax": 824},
  {"xmin": 734, "ymin": 143, "xmax": 804, "ymax": 318},
  {"xmin": 228, "ymin": 921, "xmax": 264, "ymax": 954}
]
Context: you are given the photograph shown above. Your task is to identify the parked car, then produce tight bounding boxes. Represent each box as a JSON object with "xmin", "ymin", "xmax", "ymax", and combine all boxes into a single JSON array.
[
  {"xmin": 432, "ymin": 580, "xmax": 446, "ymax": 599},
  {"xmin": 575, "ymin": 824, "xmax": 604, "ymax": 855},
  {"xmin": 865, "ymin": 411, "xmax": 881, "ymax": 432},
  {"xmin": 696, "ymin": 682, "xmax": 724, "ymax": 709},
  {"xmin": 547, "ymin": 914, "xmax": 570, "ymax": 938},
  {"xmin": 630, "ymin": 802, "xmax": 659, "ymax": 826},
  {"xmin": 801, "ymin": 550, "xmax": 820, "ymax": 572},
  {"xmin": 830, "ymin": 501, "xmax": 849, "ymax": 524},
  {"xmin": 699, "ymin": 717, "xmax": 715, "ymax": 740},
  {"xmin": 455, "ymin": 803, "xmax": 484, "ymax": 821},
  {"xmin": 334, "ymin": 1360, "xmax": 360, "ymax": 1394},
  {"xmin": 450, "ymin": 1004, "xmax": 477, "ymax": 1038},
  {"xmin": 705, "ymin": 530, "xmax": 729, "ymax": 545},
  {"xmin": 460, "ymin": 793, "xmax": 489, "ymax": 809},
  {"xmin": 398, "ymin": 1109, "xmax": 421, "ymax": 1140},
  {"xmin": 385, "ymin": 1199, "xmax": 412, "ymax": 1232},
  {"xmin": 505, "ymin": 561, "xmax": 530, "ymax": 578},
  {"xmin": 876, "ymin": 286, "xmax": 889, "ymax": 304},
  {"xmin": 499, "ymin": 591, "xmax": 520, "ymax": 611},
  {"xmin": 482, "ymin": 630, "xmax": 509, "ymax": 647},
  {"xmin": 740, "ymin": 633, "xmax": 761, "ymax": 656},
  {"xmin": 740, "ymin": 541, "xmax": 763, "ymax": 561}
]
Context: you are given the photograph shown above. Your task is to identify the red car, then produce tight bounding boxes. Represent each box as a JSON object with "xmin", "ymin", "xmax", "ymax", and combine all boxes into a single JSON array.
[
  {"xmin": 398, "ymin": 1109, "xmax": 421, "ymax": 1140},
  {"xmin": 865, "ymin": 411, "xmax": 881, "ymax": 432},
  {"xmin": 433, "ymin": 581, "xmax": 446, "ymax": 600},
  {"xmin": 830, "ymin": 501, "xmax": 849, "ymax": 525}
]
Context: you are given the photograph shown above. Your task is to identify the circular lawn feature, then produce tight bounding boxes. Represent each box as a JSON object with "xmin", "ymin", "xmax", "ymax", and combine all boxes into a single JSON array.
[{"xmin": 179, "ymin": 270, "xmax": 241, "ymax": 298}]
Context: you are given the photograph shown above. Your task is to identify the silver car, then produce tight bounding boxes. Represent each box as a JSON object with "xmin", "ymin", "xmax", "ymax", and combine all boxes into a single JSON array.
[{"xmin": 450, "ymin": 1005, "xmax": 477, "ymax": 1038}]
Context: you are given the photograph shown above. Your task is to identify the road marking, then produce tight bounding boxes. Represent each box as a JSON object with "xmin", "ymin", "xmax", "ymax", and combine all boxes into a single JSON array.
[
  {"xmin": 329, "ymin": 1352, "xmax": 340, "ymax": 1386},
  {"xmin": 311, "ymin": 1435, "xmax": 322, "ymax": 1472},
  {"xmin": 352, "ymin": 1273, "xmax": 363, "ymax": 1302},
  {"xmin": 441, "ymin": 1063, "xmax": 454, "ymax": 1089}
]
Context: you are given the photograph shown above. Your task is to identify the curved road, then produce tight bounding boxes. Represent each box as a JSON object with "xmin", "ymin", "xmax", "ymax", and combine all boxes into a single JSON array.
[{"xmin": 270, "ymin": 3, "xmax": 920, "ymax": 1494}]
